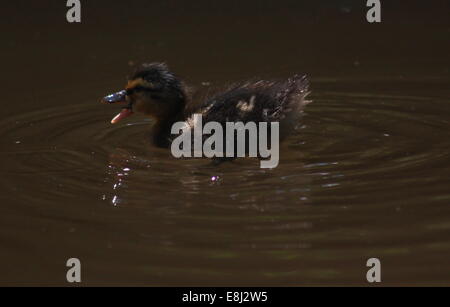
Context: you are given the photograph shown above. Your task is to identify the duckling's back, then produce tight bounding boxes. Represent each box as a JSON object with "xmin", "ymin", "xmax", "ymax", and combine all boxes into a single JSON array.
[{"xmin": 196, "ymin": 74, "xmax": 311, "ymax": 140}]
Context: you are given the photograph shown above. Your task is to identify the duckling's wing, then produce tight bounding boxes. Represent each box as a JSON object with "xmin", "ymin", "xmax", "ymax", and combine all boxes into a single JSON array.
[
  {"xmin": 178, "ymin": 76, "xmax": 310, "ymax": 155},
  {"xmin": 203, "ymin": 75, "xmax": 310, "ymax": 123}
]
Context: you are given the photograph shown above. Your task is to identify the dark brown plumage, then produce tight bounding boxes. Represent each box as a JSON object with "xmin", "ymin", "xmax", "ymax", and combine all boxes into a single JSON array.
[{"xmin": 102, "ymin": 63, "xmax": 311, "ymax": 150}]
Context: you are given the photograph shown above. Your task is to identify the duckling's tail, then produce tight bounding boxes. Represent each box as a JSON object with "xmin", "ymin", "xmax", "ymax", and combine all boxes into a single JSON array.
[
  {"xmin": 271, "ymin": 74, "xmax": 311, "ymax": 119},
  {"xmin": 288, "ymin": 74, "xmax": 311, "ymax": 106},
  {"xmin": 272, "ymin": 74, "xmax": 311, "ymax": 137}
]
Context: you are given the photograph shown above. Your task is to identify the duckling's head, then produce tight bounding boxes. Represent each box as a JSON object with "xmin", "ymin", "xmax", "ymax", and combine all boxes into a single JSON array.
[{"xmin": 102, "ymin": 63, "xmax": 186, "ymax": 124}]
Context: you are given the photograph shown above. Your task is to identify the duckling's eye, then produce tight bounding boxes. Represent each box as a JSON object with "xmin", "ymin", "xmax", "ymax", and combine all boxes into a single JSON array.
[{"xmin": 134, "ymin": 86, "xmax": 148, "ymax": 92}]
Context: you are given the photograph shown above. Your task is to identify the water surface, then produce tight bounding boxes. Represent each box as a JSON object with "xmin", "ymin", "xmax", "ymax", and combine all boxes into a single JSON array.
[{"xmin": 1, "ymin": 1, "xmax": 449, "ymax": 285}]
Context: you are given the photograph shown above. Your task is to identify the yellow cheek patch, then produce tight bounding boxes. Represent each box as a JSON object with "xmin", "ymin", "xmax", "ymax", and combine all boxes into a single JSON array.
[{"xmin": 125, "ymin": 78, "xmax": 153, "ymax": 90}]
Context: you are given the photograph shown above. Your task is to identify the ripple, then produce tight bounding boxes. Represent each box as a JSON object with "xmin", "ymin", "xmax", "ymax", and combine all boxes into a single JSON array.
[
  {"xmin": 0, "ymin": 89, "xmax": 449, "ymax": 212},
  {"xmin": 1, "ymin": 83, "xmax": 450, "ymax": 285}
]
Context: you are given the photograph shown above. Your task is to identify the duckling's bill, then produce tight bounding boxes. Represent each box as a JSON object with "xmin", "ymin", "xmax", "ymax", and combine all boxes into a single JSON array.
[
  {"xmin": 111, "ymin": 108, "xmax": 133, "ymax": 124},
  {"xmin": 101, "ymin": 90, "xmax": 134, "ymax": 124},
  {"xmin": 102, "ymin": 90, "xmax": 127, "ymax": 104}
]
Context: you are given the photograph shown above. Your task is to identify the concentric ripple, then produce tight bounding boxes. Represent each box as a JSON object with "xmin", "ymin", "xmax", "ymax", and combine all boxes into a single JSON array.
[
  {"xmin": 1, "ymin": 82, "xmax": 450, "ymax": 285},
  {"xmin": 0, "ymin": 88, "xmax": 449, "ymax": 208}
]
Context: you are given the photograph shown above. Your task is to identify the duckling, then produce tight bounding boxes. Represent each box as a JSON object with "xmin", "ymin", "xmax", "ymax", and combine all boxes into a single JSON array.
[{"xmin": 102, "ymin": 63, "xmax": 311, "ymax": 151}]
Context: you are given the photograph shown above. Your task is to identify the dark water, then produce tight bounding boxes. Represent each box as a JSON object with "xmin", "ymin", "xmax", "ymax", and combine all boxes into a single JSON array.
[{"xmin": 1, "ymin": 1, "xmax": 449, "ymax": 285}]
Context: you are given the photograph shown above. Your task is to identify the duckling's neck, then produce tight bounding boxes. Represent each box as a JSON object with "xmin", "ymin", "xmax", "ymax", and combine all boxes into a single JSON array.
[{"xmin": 152, "ymin": 106, "xmax": 185, "ymax": 148}]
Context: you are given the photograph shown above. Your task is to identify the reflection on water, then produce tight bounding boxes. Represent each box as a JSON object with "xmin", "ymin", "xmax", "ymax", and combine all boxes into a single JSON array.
[{"xmin": 1, "ymin": 78, "xmax": 449, "ymax": 285}]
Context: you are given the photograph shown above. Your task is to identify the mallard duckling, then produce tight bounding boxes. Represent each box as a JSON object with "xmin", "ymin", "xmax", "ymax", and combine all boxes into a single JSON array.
[{"xmin": 102, "ymin": 63, "xmax": 310, "ymax": 151}]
